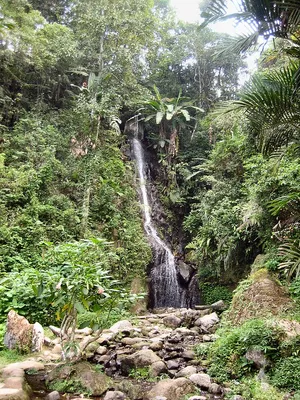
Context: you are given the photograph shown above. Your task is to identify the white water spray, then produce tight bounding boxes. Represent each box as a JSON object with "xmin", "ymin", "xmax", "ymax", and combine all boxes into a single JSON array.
[{"xmin": 132, "ymin": 138, "xmax": 185, "ymax": 308}]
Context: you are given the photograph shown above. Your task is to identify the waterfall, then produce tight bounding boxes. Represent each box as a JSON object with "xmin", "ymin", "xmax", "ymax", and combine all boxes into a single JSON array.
[{"xmin": 132, "ymin": 138, "xmax": 185, "ymax": 308}]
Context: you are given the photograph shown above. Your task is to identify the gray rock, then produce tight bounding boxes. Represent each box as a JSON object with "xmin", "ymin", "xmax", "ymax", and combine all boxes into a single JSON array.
[
  {"xmin": 44, "ymin": 337, "xmax": 55, "ymax": 347},
  {"xmin": 32, "ymin": 322, "xmax": 44, "ymax": 352},
  {"xmin": 162, "ymin": 315, "xmax": 182, "ymax": 329},
  {"xmin": 211, "ymin": 300, "xmax": 226, "ymax": 311},
  {"xmin": 49, "ymin": 326, "xmax": 61, "ymax": 337},
  {"xmin": 166, "ymin": 360, "xmax": 179, "ymax": 370},
  {"xmin": 109, "ymin": 320, "xmax": 133, "ymax": 334},
  {"xmin": 209, "ymin": 382, "xmax": 222, "ymax": 394},
  {"xmin": 121, "ymin": 337, "xmax": 145, "ymax": 346},
  {"xmin": 150, "ymin": 361, "xmax": 168, "ymax": 377},
  {"xmin": 46, "ymin": 391, "xmax": 60, "ymax": 400},
  {"xmin": 149, "ymin": 340, "xmax": 163, "ymax": 351},
  {"xmin": 104, "ymin": 391, "xmax": 126, "ymax": 400},
  {"xmin": 145, "ymin": 378, "xmax": 195, "ymax": 400},
  {"xmin": 47, "ymin": 362, "xmax": 111, "ymax": 396},
  {"xmin": 97, "ymin": 331, "xmax": 116, "ymax": 345},
  {"xmin": 4, "ymin": 311, "xmax": 32, "ymax": 351},
  {"xmin": 96, "ymin": 346, "xmax": 107, "ymax": 355},
  {"xmin": 176, "ymin": 366, "xmax": 197, "ymax": 378},
  {"xmin": 177, "ymin": 261, "xmax": 194, "ymax": 283},
  {"xmin": 189, "ymin": 373, "xmax": 211, "ymax": 389},
  {"xmin": 231, "ymin": 396, "xmax": 245, "ymax": 400},
  {"xmin": 245, "ymin": 349, "xmax": 269, "ymax": 369},
  {"xmin": 75, "ymin": 327, "xmax": 93, "ymax": 335},
  {"xmin": 182, "ymin": 350, "xmax": 195, "ymax": 360},
  {"xmin": 194, "ymin": 312, "xmax": 219, "ymax": 331},
  {"xmin": 188, "ymin": 397, "xmax": 206, "ymax": 400},
  {"xmin": 120, "ymin": 349, "xmax": 162, "ymax": 375}
]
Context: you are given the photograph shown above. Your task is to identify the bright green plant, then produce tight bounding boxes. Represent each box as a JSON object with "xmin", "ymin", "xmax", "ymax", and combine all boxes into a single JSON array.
[
  {"xmin": 47, "ymin": 378, "xmax": 92, "ymax": 396},
  {"xmin": 270, "ymin": 356, "xmax": 300, "ymax": 390},
  {"xmin": 208, "ymin": 319, "xmax": 283, "ymax": 382},
  {"xmin": 128, "ymin": 367, "xmax": 151, "ymax": 381},
  {"xmin": 199, "ymin": 283, "xmax": 233, "ymax": 305},
  {"xmin": 227, "ymin": 377, "xmax": 285, "ymax": 400}
]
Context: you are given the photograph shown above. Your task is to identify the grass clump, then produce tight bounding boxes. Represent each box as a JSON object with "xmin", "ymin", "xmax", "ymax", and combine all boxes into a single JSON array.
[{"xmin": 0, "ymin": 349, "xmax": 27, "ymax": 368}]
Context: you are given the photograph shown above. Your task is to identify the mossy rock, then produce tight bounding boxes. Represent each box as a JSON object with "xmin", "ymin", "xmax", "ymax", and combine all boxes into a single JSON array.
[
  {"xmin": 46, "ymin": 362, "xmax": 111, "ymax": 396},
  {"xmin": 225, "ymin": 268, "xmax": 294, "ymax": 325}
]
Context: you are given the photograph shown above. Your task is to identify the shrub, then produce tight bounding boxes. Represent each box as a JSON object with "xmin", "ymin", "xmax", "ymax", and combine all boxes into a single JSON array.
[
  {"xmin": 208, "ymin": 319, "xmax": 283, "ymax": 382},
  {"xmin": 229, "ymin": 377, "xmax": 284, "ymax": 400},
  {"xmin": 270, "ymin": 356, "xmax": 300, "ymax": 390},
  {"xmin": 199, "ymin": 283, "xmax": 233, "ymax": 305}
]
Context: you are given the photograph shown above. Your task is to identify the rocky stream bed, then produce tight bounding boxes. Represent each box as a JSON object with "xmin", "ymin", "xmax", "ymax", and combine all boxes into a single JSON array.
[{"xmin": 0, "ymin": 303, "xmax": 239, "ymax": 400}]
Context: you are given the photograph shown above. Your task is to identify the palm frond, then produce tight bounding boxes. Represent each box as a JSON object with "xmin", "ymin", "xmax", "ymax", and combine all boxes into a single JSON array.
[
  {"xmin": 201, "ymin": 0, "xmax": 300, "ymax": 53},
  {"xmin": 268, "ymin": 192, "xmax": 300, "ymax": 216},
  {"xmin": 279, "ymin": 240, "xmax": 300, "ymax": 279}
]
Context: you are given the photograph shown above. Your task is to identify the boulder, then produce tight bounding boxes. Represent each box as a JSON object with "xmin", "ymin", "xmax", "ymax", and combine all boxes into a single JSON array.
[
  {"xmin": 194, "ymin": 312, "xmax": 219, "ymax": 331},
  {"xmin": 182, "ymin": 350, "xmax": 195, "ymax": 360},
  {"xmin": 245, "ymin": 349, "xmax": 269, "ymax": 369},
  {"xmin": 150, "ymin": 361, "xmax": 168, "ymax": 377},
  {"xmin": 189, "ymin": 373, "xmax": 211, "ymax": 390},
  {"xmin": 162, "ymin": 316, "xmax": 182, "ymax": 329},
  {"xmin": 97, "ymin": 331, "xmax": 116, "ymax": 345},
  {"xmin": 4, "ymin": 311, "xmax": 33, "ymax": 352},
  {"xmin": 177, "ymin": 261, "xmax": 194, "ymax": 283},
  {"xmin": 211, "ymin": 300, "xmax": 226, "ymax": 311},
  {"xmin": 176, "ymin": 366, "xmax": 197, "ymax": 378},
  {"xmin": 109, "ymin": 320, "xmax": 133, "ymax": 334},
  {"xmin": 104, "ymin": 391, "xmax": 126, "ymax": 400},
  {"xmin": 209, "ymin": 383, "xmax": 222, "ymax": 394},
  {"xmin": 46, "ymin": 362, "xmax": 111, "ymax": 396},
  {"xmin": 46, "ymin": 391, "xmax": 60, "ymax": 400},
  {"xmin": 2, "ymin": 361, "xmax": 44, "ymax": 379},
  {"xmin": 145, "ymin": 378, "xmax": 195, "ymax": 400},
  {"xmin": 119, "ymin": 349, "xmax": 162, "ymax": 375},
  {"xmin": 96, "ymin": 346, "xmax": 107, "ymax": 355},
  {"xmin": 32, "ymin": 323, "xmax": 44, "ymax": 352},
  {"xmin": 75, "ymin": 327, "xmax": 93, "ymax": 336},
  {"xmin": 166, "ymin": 360, "xmax": 179, "ymax": 370}
]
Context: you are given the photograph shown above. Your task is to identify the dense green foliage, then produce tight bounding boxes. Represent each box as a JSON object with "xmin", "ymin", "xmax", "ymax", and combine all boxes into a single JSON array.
[
  {"xmin": 1, "ymin": 1, "xmax": 300, "ymax": 392},
  {"xmin": 207, "ymin": 319, "xmax": 283, "ymax": 382}
]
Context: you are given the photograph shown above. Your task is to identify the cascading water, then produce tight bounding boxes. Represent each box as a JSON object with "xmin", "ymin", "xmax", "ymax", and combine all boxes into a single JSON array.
[{"xmin": 132, "ymin": 138, "xmax": 186, "ymax": 308}]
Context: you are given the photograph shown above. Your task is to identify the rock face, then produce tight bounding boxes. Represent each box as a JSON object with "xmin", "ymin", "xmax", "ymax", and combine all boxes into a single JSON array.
[
  {"xmin": 145, "ymin": 378, "xmax": 194, "ymax": 400},
  {"xmin": 4, "ymin": 311, "xmax": 33, "ymax": 352}
]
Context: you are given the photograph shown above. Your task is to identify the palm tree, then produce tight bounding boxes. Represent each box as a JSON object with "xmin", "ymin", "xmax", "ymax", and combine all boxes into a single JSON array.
[
  {"xmin": 217, "ymin": 62, "xmax": 300, "ymax": 153},
  {"xmin": 201, "ymin": 0, "xmax": 300, "ymax": 55},
  {"xmin": 143, "ymin": 86, "xmax": 203, "ymax": 162}
]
